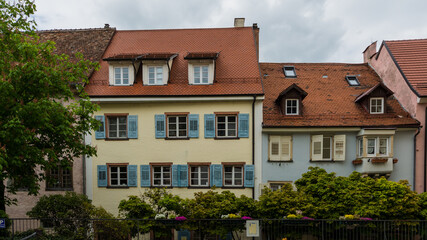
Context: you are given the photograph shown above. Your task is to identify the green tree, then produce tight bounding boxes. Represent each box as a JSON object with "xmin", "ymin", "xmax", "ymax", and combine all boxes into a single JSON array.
[{"xmin": 0, "ymin": 0, "xmax": 99, "ymax": 212}]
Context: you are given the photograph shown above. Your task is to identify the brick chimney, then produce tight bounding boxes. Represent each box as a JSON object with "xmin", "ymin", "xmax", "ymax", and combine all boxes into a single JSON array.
[
  {"xmin": 253, "ymin": 23, "xmax": 259, "ymax": 61},
  {"xmin": 234, "ymin": 18, "xmax": 245, "ymax": 27},
  {"xmin": 363, "ymin": 41, "xmax": 377, "ymax": 63}
]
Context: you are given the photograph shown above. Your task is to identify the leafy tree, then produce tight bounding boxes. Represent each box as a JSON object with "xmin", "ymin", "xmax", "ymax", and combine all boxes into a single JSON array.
[
  {"xmin": 418, "ymin": 192, "xmax": 427, "ymax": 220},
  {"xmin": 0, "ymin": 0, "xmax": 99, "ymax": 212}
]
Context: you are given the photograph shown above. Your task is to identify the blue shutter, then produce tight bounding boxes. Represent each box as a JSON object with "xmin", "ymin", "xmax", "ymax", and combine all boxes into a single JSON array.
[
  {"xmin": 155, "ymin": 114, "xmax": 166, "ymax": 138},
  {"xmin": 210, "ymin": 164, "xmax": 223, "ymax": 187},
  {"xmin": 178, "ymin": 230, "xmax": 191, "ymax": 240},
  {"xmin": 95, "ymin": 116, "xmax": 105, "ymax": 139},
  {"xmin": 128, "ymin": 115, "xmax": 138, "ymax": 139},
  {"xmin": 244, "ymin": 165, "xmax": 255, "ymax": 188},
  {"xmin": 97, "ymin": 165, "xmax": 107, "ymax": 187},
  {"xmin": 172, "ymin": 165, "xmax": 179, "ymax": 187},
  {"xmin": 188, "ymin": 114, "xmax": 199, "ymax": 138},
  {"xmin": 204, "ymin": 114, "xmax": 215, "ymax": 138},
  {"xmin": 179, "ymin": 165, "xmax": 188, "ymax": 187},
  {"xmin": 127, "ymin": 165, "xmax": 137, "ymax": 187},
  {"xmin": 140, "ymin": 165, "xmax": 151, "ymax": 187},
  {"xmin": 238, "ymin": 113, "xmax": 249, "ymax": 138}
]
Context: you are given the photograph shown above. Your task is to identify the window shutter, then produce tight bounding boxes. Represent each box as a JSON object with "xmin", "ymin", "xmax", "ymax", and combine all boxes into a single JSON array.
[
  {"xmin": 244, "ymin": 165, "xmax": 255, "ymax": 188},
  {"xmin": 280, "ymin": 136, "xmax": 292, "ymax": 161},
  {"xmin": 140, "ymin": 165, "xmax": 151, "ymax": 187},
  {"xmin": 155, "ymin": 114, "xmax": 166, "ymax": 138},
  {"xmin": 188, "ymin": 114, "xmax": 199, "ymax": 138},
  {"xmin": 179, "ymin": 165, "xmax": 188, "ymax": 187},
  {"xmin": 311, "ymin": 135, "xmax": 323, "ymax": 161},
  {"xmin": 334, "ymin": 135, "xmax": 346, "ymax": 161},
  {"xmin": 127, "ymin": 165, "xmax": 137, "ymax": 187},
  {"xmin": 172, "ymin": 165, "xmax": 179, "ymax": 187},
  {"xmin": 95, "ymin": 116, "xmax": 105, "ymax": 139},
  {"xmin": 204, "ymin": 114, "xmax": 215, "ymax": 138},
  {"xmin": 127, "ymin": 115, "xmax": 138, "ymax": 139},
  {"xmin": 238, "ymin": 113, "xmax": 249, "ymax": 138},
  {"xmin": 269, "ymin": 136, "xmax": 281, "ymax": 161},
  {"xmin": 210, "ymin": 164, "xmax": 223, "ymax": 187},
  {"xmin": 97, "ymin": 165, "xmax": 107, "ymax": 187}
]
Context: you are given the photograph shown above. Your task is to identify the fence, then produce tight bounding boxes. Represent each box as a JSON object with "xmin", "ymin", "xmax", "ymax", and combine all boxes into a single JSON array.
[{"xmin": 2, "ymin": 218, "xmax": 427, "ymax": 240}]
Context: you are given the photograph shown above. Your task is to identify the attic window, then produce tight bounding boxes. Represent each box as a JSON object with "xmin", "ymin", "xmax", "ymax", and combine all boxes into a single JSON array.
[
  {"xmin": 283, "ymin": 66, "xmax": 296, "ymax": 78},
  {"xmin": 346, "ymin": 75, "xmax": 360, "ymax": 86}
]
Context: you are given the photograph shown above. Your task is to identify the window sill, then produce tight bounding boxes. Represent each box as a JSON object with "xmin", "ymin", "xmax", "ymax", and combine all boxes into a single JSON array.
[
  {"xmin": 106, "ymin": 186, "xmax": 129, "ymax": 189},
  {"xmin": 165, "ymin": 137, "xmax": 190, "ymax": 140},
  {"xmin": 268, "ymin": 159, "xmax": 293, "ymax": 163},
  {"xmin": 105, "ymin": 138, "xmax": 130, "ymax": 141},
  {"xmin": 310, "ymin": 159, "xmax": 334, "ymax": 162},
  {"xmin": 188, "ymin": 186, "xmax": 210, "ymax": 189},
  {"xmin": 214, "ymin": 137, "xmax": 240, "ymax": 140},
  {"xmin": 150, "ymin": 186, "xmax": 173, "ymax": 189},
  {"xmin": 46, "ymin": 188, "xmax": 73, "ymax": 191},
  {"xmin": 222, "ymin": 186, "xmax": 245, "ymax": 189}
]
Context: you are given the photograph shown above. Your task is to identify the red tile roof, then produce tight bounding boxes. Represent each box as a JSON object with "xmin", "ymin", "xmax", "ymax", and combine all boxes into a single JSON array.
[
  {"xmin": 383, "ymin": 39, "xmax": 427, "ymax": 96},
  {"xmin": 261, "ymin": 63, "xmax": 419, "ymax": 128},
  {"xmin": 86, "ymin": 27, "xmax": 263, "ymax": 97}
]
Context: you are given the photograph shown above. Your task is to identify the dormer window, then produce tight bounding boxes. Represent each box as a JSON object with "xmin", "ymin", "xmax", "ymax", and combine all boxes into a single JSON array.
[
  {"xmin": 104, "ymin": 54, "xmax": 140, "ymax": 86},
  {"xmin": 148, "ymin": 66, "xmax": 163, "ymax": 85},
  {"xmin": 114, "ymin": 67, "xmax": 129, "ymax": 85},
  {"xmin": 370, "ymin": 97, "xmax": 384, "ymax": 114},
  {"xmin": 346, "ymin": 75, "xmax": 360, "ymax": 86},
  {"xmin": 285, "ymin": 99, "xmax": 299, "ymax": 115},
  {"xmin": 185, "ymin": 52, "xmax": 219, "ymax": 85},
  {"xmin": 141, "ymin": 53, "xmax": 177, "ymax": 86},
  {"xmin": 283, "ymin": 66, "xmax": 296, "ymax": 78}
]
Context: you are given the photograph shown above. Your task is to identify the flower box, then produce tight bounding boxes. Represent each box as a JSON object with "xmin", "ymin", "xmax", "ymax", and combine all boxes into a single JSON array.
[
  {"xmin": 371, "ymin": 158, "xmax": 388, "ymax": 163},
  {"xmin": 352, "ymin": 159, "xmax": 362, "ymax": 165}
]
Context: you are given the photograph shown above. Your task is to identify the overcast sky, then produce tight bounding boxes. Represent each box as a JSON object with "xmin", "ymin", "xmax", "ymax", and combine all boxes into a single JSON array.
[{"xmin": 33, "ymin": 0, "xmax": 427, "ymax": 63}]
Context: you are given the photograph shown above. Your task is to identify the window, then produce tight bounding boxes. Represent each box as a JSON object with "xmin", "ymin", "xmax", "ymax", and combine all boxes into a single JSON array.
[
  {"xmin": 379, "ymin": 138, "xmax": 388, "ymax": 155},
  {"xmin": 190, "ymin": 166, "xmax": 209, "ymax": 187},
  {"xmin": 194, "ymin": 66, "xmax": 209, "ymax": 84},
  {"xmin": 365, "ymin": 137, "xmax": 389, "ymax": 156},
  {"xmin": 285, "ymin": 99, "xmax": 299, "ymax": 115},
  {"xmin": 46, "ymin": 166, "xmax": 73, "ymax": 190},
  {"xmin": 167, "ymin": 115, "xmax": 187, "ymax": 138},
  {"xmin": 269, "ymin": 182, "xmax": 286, "ymax": 191},
  {"xmin": 269, "ymin": 135, "xmax": 292, "ymax": 161},
  {"xmin": 346, "ymin": 75, "xmax": 360, "ymax": 86},
  {"xmin": 370, "ymin": 97, "xmax": 384, "ymax": 114},
  {"xmin": 283, "ymin": 66, "xmax": 296, "ymax": 78},
  {"xmin": 114, "ymin": 67, "xmax": 129, "ymax": 85},
  {"xmin": 312, "ymin": 135, "xmax": 346, "ymax": 161},
  {"xmin": 108, "ymin": 116, "xmax": 127, "ymax": 138},
  {"xmin": 217, "ymin": 115, "xmax": 237, "ymax": 138},
  {"xmin": 153, "ymin": 166, "xmax": 171, "ymax": 186},
  {"xmin": 224, "ymin": 165, "xmax": 243, "ymax": 187},
  {"xmin": 148, "ymin": 66, "xmax": 163, "ymax": 85},
  {"xmin": 367, "ymin": 138, "xmax": 376, "ymax": 156},
  {"xmin": 110, "ymin": 166, "xmax": 127, "ymax": 186},
  {"xmin": 358, "ymin": 138, "xmax": 363, "ymax": 157}
]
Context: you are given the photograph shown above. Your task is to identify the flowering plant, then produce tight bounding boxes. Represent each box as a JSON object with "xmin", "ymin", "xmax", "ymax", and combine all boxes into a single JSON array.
[
  {"xmin": 175, "ymin": 216, "xmax": 187, "ymax": 221},
  {"xmin": 155, "ymin": 214, "xmax": 166, "ymax": 219},
  {"xmin": 344, "ymin": 214, "xmax": 355, "ymax": 220},
  {"xmin": 286, "ymin": 214, "xmax": 298, "ymax": 219},
  {"xmin": 301, "ymin": 216, "xmax": 314, "ymax": 220},
  {"xmin": 241, "ymin": 216, "xmax": 252, "ymax": 220},
  {"xmin": 221, "ymin": 213, "xmax": 241, "ymax": 219},
  {"xmin": 359, "ymin": 217, "xmax": 373, "ymax": 221}
]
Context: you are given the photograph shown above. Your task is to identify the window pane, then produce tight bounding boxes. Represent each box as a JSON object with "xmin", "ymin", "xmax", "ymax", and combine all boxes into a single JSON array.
[{"xmin": 367, "ymin": 138, "xmax": 376, "ymax": 154}]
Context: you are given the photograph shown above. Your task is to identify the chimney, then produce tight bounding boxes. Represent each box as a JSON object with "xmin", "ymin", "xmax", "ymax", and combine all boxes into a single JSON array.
[
  {"xmin": 363, "ymin": 41, "xmax": 377, "ymax": 63},
  {"xmin": 104, "ymin": 23, "xmax": 110, "ymax": 29},
  {"xmin": 253, "ymin": 23, "xmax": 260, "ymax": 61},
  {"xmin": 234, "ymin": 18, "xmax": 245, "ymax": 27}
]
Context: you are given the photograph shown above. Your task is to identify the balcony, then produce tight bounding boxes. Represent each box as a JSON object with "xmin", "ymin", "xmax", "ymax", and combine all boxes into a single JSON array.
[{"xmin": 352, "ymin": 157, "xmax": 396, "ymax": 175}]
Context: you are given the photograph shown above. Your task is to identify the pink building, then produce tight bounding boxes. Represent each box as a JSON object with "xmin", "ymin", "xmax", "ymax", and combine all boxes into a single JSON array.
[{"xmin": 364, "ymin": 39, "xmax": 427, "ymax": 192}]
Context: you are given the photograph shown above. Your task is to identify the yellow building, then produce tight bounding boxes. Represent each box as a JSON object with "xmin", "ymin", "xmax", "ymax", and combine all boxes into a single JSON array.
[{"xmin": 85, "ymin": 20, "xmax": 264, "ymax": 215}]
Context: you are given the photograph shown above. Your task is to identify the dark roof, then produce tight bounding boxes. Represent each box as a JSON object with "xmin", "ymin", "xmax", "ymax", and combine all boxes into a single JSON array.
[
  {"xmin": 85, "ymin": 27, "xmax": 263, "ymax": 97},
  {"xmin": 381, "ymin": 39, "xmax": 427, "ymax": 97},
  {"xmin": 275, "ymin": 83, "xmax": 308, "ymax": 104},
  {"xmin": 184, "ymin": 52, "xmax": 220, "ymax": 60},
  {"xmin": 354, "ymin": 82, "xmax": 393, "ymax": 103},
  {"xmin": 261, "ymin": 63, "xmax": 419, "ymax": 128}
]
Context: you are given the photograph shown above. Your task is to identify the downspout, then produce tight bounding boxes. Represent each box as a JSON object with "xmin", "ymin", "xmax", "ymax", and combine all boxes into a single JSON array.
[
  {"xmin": 252, "ymin": 95, "xmax": 256, "ymax": 199},
  {"xmin": 413, "ymin": 126, "xmax": 421, "ymax": 192},
  {"xmin": 425, "ymin": 107, "xmax": 427, "ymax": 192},
  {"xmin": 167, "ymin": 60, "xmax": 171, "ymax": 82},
  {"xmin": 83, "ymin": 153, "xmax": 86, "ymax": 195}
]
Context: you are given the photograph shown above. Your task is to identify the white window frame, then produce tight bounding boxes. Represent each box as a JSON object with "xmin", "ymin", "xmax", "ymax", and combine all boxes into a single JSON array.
[
  {"xmin": 107, "ymin": 116, "xmax": 127, "ymax": 139},
  {"xmin": 152, "ymin": 166, "xmax": 171, "ymax": 187},
  {"xmin": 283, "ymin": 66, "xmax": 296, "ymax": 77},
  {"xmin": 285, "ymin": 99, "xmax": 299, "ymax": 115},
  {"xmin": 379, "ymin": 137, "xmax": 389, "ymax": 156},
  {"xmin": 224, "ymin": 165, "xmax": 243, "ymax": 187},
  {"xmin": 312, "ymin": 134, "xmax": 346, "ymax": 161},
  {"xmin": 366, "ymin": 137, "xmax": 377, "ymax": 157},
  {"xmin": 216, "ymin": 115, "xmax": 237, "ymax": 138},
  {"xmin": 357, "ymin": 138, "xmax": 363, "ymax": 157},
  {"xmin": 167, "ymin": 115, "xmax": 188, "ymax": 138},
  {"xmin": 114, "ymin": 67, "xmax": 130, "ymax": 85},
  {"xmin": 188, "ymin": 60, "xmax": 214, "ymax": 85},
  {"xmin": 193, "ymin": 65, "xmax": 209, "ymax": 84},
  {"xmin": 269, "ymin": 135, "xmax": 292, "ymax": 161},
  {"xmin": 190, "ymin": 166, "xmax": 209, "ymax": 187},
  {"xmin": 370, "ymin": 97, "xmax": 384, "ymax": 114},
  {"xmin": 148, "ymin": 66, "xmax": 164, "ymax": 85},
  {"xmin": 109, "ymin": 166, "xmax": 127, "ymax": 186},
  {"xmin": 365, "ymin": 137, "xmax": 390, "ymax": 157}
]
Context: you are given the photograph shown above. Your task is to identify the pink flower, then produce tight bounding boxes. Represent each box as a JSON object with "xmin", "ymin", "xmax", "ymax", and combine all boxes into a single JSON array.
[
  {"xmin": 241, "ymin": 216, "xmax": 252, "ymax": 220},
  {"xmin": 175, "ymin": 216, "xmax": 187, "ymax": 221},
  {"xmin": 360, "ymin": 217, "xmax": 372, "ymax": 221},
  {"xmin": 301, "ymin": 217, "xmax": 314, "ymax": 220}
]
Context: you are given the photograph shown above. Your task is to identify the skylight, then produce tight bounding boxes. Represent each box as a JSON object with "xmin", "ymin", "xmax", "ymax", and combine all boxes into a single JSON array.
[
  {"xmin": 346, "ymin": 75, "xmax": 360, "ymax": 86},
  {"xmin": 283, "ymin": 66, "xmax": 296, "ymax": 78}
]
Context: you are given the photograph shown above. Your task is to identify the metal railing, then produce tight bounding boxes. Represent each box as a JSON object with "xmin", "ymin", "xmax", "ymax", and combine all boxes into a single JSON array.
[{"xmin": 1, "ymin": 218, "xmax": 427, "ymax": 240}]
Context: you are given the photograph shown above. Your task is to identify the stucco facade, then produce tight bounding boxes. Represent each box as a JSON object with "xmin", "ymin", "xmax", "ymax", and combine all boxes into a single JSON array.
[{"xmin": 365, "ymin": 42, "xmax": 426, "ymax": 192}]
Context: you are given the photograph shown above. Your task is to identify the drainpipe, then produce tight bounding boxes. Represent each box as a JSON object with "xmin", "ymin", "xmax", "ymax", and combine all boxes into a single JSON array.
[
  {"xmin": 425, "ymin": 107, "xmax": 427, "ymax": 192},
  {"xmin": 413, "ymin": 126, "xmax": 421, "ymax": 192},
  {"xmin": 252, "ymin": 95, "xmax": 256, "ymax": 199}
]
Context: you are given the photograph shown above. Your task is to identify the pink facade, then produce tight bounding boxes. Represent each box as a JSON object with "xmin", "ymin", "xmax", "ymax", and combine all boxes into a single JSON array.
[{"xmin": 365, "ymin": 42, "xmax": 426, "ymax": 192}]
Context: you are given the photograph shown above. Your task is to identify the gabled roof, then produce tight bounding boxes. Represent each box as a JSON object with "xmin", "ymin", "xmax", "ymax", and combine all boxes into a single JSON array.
[
  {"xmin": 86, "ymin": 27, "xmax": 263, "ymax": 97},
  {"xmin": 354, "ymin": 82, "xmax": 393, "ymax": 103},
  {"xmin": 379, "ymin": 39, "xmax": 427, "ymax": 97},
  {"xmin": 262, "ymin": 63, "xmax": 419, "ymax": 128},
  {"xmin": 275, "ymin": 83, "xmax": 308, "ymax": 105}
]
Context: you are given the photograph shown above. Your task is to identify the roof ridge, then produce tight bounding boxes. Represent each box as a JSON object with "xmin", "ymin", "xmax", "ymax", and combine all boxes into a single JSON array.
[
  {"xmin": 116, "ymin": 26, "xmax": 252, "ymax": 32},
  {"xmin": 37, "ymin": 27, "xmax": 116, "ymax": 33},
  {"xmin": 260, "ymin": 62, "xmax": 368, "ymax": 66},
  {"xmin": 384, "ymin": 38, "xmax": 427, "ymax": 43}
]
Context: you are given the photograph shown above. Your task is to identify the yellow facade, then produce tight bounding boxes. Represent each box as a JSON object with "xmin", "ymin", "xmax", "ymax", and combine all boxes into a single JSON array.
[{"xmin": 91, "ymin": 100, "xmax": 254, "ymax": 215}]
